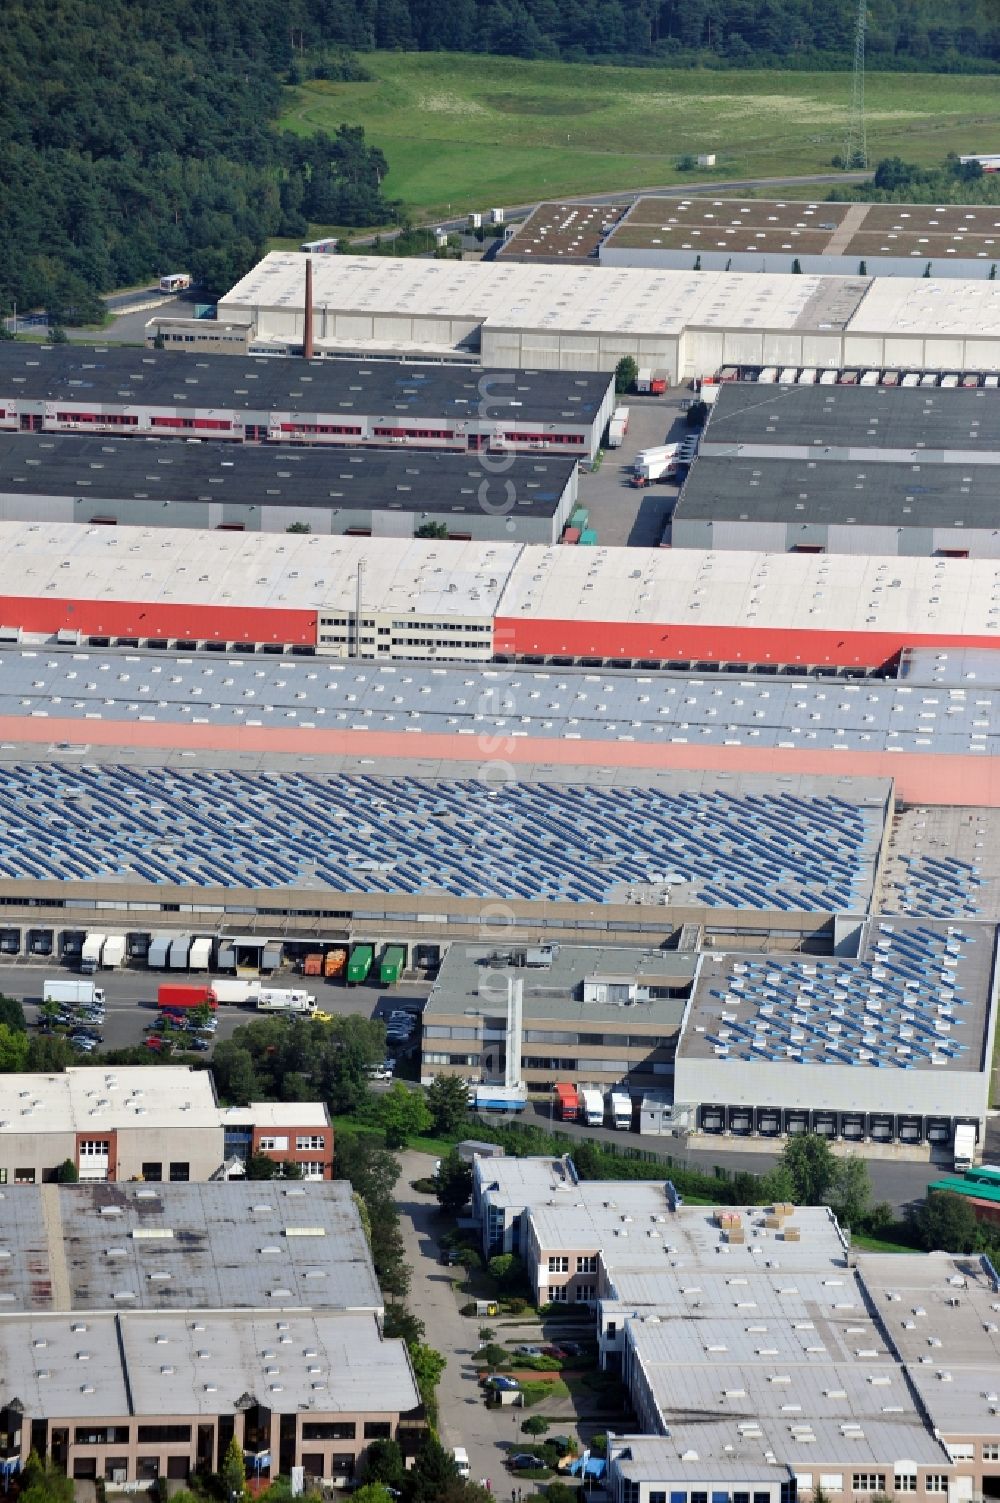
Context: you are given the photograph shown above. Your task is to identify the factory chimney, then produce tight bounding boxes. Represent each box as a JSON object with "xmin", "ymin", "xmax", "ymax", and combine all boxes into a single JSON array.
[{"xmin": 303, "ymin": 258, "xmax": 314, "ymax": 359}]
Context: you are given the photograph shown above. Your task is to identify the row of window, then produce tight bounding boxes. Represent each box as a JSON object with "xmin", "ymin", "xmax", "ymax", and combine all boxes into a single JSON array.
[
  {"xmin": 301, "ymin": 1422, "xmax": 390, "ymax": 1441},
  {"xmin": 546, "ymin": 1285, "xmax": 595, "ymax": 1303},
  {"xmin": 54, "ymin": 412, "xmax": 138, "ymax": 426},
  {"xmin": 75, "ymin": 1426, "xmax": 190, "ymax": 1446},
  {"xmin": 547, "ymin": 1255, "xmax": 598, "ymax": 1274},
  {"xmin": 279, "ymin": 424, "xmax": 362, "ymax": 436},
  {"xmin": 257, "ymin": 1135, "xmax": 328, "ymax": 1152}
]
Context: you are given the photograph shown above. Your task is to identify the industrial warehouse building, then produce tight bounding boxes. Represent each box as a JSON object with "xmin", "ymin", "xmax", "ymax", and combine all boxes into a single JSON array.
[
  {"xmin": 674, "ymin": 916, "xmax": 999, "ymax": 1147},
  {"xmin": 5, "ymin": 519, "xmax": 1000, "ymax": 670},
  {"xmin": 0, "ymin": 1067, "xmax": 332, "ymax": 1184},
  {"xmin": 155, "ymin": 251, "xmax": 1000, "ymax": 379},
  {"xmin": 0, "ymin": 435, "xmax": 578, "ymax": 544},
  {"xmin": 0, "ymin": 344, "xmax": 614, "ymax": 462},
  {"xmin": 501, "ymin": 196, "xmax": 1000, "ymax": 280},
  {"xmin": 673, "ymin": 379, "xmax": 1000, "ymax": 556},
  {"xmin": 0, "ymin": 1182, "xmax": 420, "ymax": 1487}
]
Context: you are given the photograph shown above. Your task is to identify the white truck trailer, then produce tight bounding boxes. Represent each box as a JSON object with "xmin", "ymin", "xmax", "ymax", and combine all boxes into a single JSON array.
[
  {"xmin": 579, "ymin": 1087, "xmax": 605, "ymax": 1127},
  {"xmin": 631, "ymin": 444, "xmax": 678, "ymax": 486},
  {"xmin": 80, "ymin": 933, "xmax": 106, "ymax": 975},
  {"xmin": 44, "ymin": 979, "xmax": 106, "ymax": 1007},
  {"xmin": 211, "ymin": 978, "xmax": 261, "ymax": 1005},
  {"xmin": 954, "ymin": 1122, "xmax": 977, "ymax": 1172},
  {"xmin": 607, "ymin": 406, "xmax": 630, "ymax": 447},
  {"xmin": 256, "ymin": 989, "xmax": 316, "ymax": 1015},
  {"xmin": 608, "ymin": 1090, "xmax": 632, "ymax": 1130},
  {"xmin": 101, "ymin": 934, "xmax": 126, "ymax": 969}
]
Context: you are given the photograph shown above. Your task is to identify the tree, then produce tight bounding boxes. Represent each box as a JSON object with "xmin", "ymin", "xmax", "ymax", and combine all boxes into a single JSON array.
[
  {"xmin": 476, "ymin": 1342, "xmax": 509, "ymax": 1369},
  {"xmin": 0, "ymin": 1022, "xmax": 30, "ymax": 1072},
  {"xmin": 0, "ymin": 994, "xmax": 26, "ymax": 1033},
  {"xmin": 20, "ymin": 1453, "xmax": 74, "ymax": 1503},
  {"xmin": 911, "ymin": 1191, "xmax": 979, "ymax": 1254},
  {"xmin": 379, "ymin": 1081, "xmax": 431, "ymax": 1149},
  {"xmin": 49, "ymin": 325, "xmax": 70, "ymax": 344},
  {"xmin": 778, "ymin": 1133, "xmax": 836, "ymax": 1205},
  {"xmin": 222, "ymin": 1435, "xmax": 247, "ymax": 1501},
  {"xmin": 409, "ymin": 1341, "xmax": 446, "ymax": 1420},
  {"xmin": 286, "ymin": 522, "xmax": 312, "ymax": 533},
  {"xmin": 364, "ymin": 1438, "xmax": 405, "ymax": 1490},
  {"xmin": 383, "ymin": 1302, "xmax": 425, "ymax": 1347},
  {"xmin": 409, "ymin": 1436, "xmax": 458, "ymax": 1503},
  {"xmin": 614, "ymin": 356, "xmax": 637, "ymax": 395},
  {"xmin": 522, "ymin": 1415, "xmax": 550, "ymax": 1436},
  {"xmin": 487, "ymin": 1252, "xmax": 525, "ymax": 1290},
  {"xmin": 415, "ymin": 522, "xmax": 449, "ymax": 539},
  {"xmin": 828, "ymin": 1154, "xmax": 871, "ymax": 1231},
  {"xmin": 427, "ymin": 1075, "xmax": 471, "ymax": 1135},
  {"xmin": 351, "ymin": 1487, "xmax": 394, "ymax": 1503},
  {"xmin": 55, "ymin": 1158, "xmax": 79, "ymax": 1183},
  {"xmin": 435, "ymin": 1151, "xmax": 473, "ymax": 1213}
]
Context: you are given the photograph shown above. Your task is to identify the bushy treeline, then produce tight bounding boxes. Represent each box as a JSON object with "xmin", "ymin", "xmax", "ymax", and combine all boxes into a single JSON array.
[
  {"xmin": 294, "ymin": 0, "xmax": 1000, "ymax": 68},
  {"xmin": 0, "ymin": 0, "xmax": 392, "ymax": 317},
  {"xmin": 830, "ymin": 153, "xmax": 1000, "ymax": 205}
]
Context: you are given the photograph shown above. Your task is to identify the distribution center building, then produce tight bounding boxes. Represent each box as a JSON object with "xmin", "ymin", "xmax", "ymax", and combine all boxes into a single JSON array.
[
  {"xmin": 170, "ymin": 251, "xmax": 1000, "ymax": 379},
  {"xmin": 0, "ymin": 344, "xmax": 614, "ymax": 462},
  {"xmin": 0, "ymin": 435, "xmax": 578, "ymax": 545}
]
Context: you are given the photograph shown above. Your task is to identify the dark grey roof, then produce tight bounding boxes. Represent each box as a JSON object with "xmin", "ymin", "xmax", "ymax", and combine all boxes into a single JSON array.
[
  {"xmin": 0, "ymin": 343, "xmax": 612, "ymax": 424},
  {"xmin": 0, "ymin": 434, "xmax": 575, "ymax": 516},
  {"xmin": 675, "ymin": 454, "xmax": 1000, "ymax": 530},
  {"xmin": 703, "ymin": 381, "xmax": 1000, "ymax": 453}
]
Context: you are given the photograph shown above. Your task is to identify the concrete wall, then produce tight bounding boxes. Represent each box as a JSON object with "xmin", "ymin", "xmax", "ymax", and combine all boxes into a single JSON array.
[
  {"xmin": 601, "ymin": 247, "xmax": 1000, "ymax": 279},
  {"xmin": 670, "ymin": 517, "xmax": 1000, "ymax": 558}
]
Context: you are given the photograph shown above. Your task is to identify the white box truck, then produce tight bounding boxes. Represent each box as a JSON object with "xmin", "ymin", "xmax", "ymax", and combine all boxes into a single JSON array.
[
  {"xmin": 452, "ymin": 1449, "xmax": 471, "ymax": 1480},
  {"xmin": 580, "ymin": 1087, "xmax": 605, "ymax": 1127},
  {"xmin": 211, "ymin": 978, "xmax": 261, "ymax": 1005},
  {"xmin": 953, "ymin": 1122, "xmax": 977, "ymax": 1172},
  {"xmin": 44, "ymin": 979, "xmax": 105, "ymax": 1008},
  {"xmin": 256, "ymin": 989, "xmax": 316, "ymax": 1015},
  {"xmin": 80, "ymin": 933, "xmax": 106, "ymax": 975},
  {"xmin": 102, "ymin": 934, "xmax": 126, "ymax": 969},
  {"xmin": 631, "ymin": 444, "xmax": 678, "ymax": 486},
  {"xmin": 608, "ymin": 1090, "xmax": 632, "ymax": 1130}
]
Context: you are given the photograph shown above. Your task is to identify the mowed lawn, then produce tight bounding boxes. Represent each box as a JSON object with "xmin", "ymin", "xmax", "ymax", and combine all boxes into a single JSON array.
[{"xmin": 279, "ymin": 52, "xmax": 1000, "ymax": 220}]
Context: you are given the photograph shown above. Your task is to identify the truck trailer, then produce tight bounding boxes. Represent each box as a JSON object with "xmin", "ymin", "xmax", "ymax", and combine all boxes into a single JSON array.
[
  {"xmin": 471, "ymin": 1084, "xmax": 527, "ymax": 1114},
  {"xmin": 347, "ymin": 945, "xmax": 374, "ymax": 984},
  {"xmin": 579, "ymin": 1088, "xmax": 605, "ymax": 1127},
  {"xmin": 210, "ymin": 978, "xmax": 260, "ymax": 1005},
  {"xmin": 380, "ymin": 945, "xmax": 407, "ymax": 985},
  {"xmin": 608, "ymin": 1091, "xmax": 632, "ymax": 1130},
  {"xmin": 954, "ymin": 1122, "xmax": 978, "ymax": 1172},
  {"xmin": 607, "ymin": 406, "xmax": 630, "ymax": 448},
  {"xmin": 44, "ymin": 979, "xmax": 106, "ymax": 1008},
  {"xmin": 80, "ymin": 933, "xmax": 106, "ymax": 975},
  {"xmin": 553, "ymin": 1081, "xmax": 581, "ymax": 1121},
  {"xmin": 158, "ymin": 983, "xmax": 218, "ymax": 1011},
  {"xmin": 256, "ymin": 989, "xmax": 317, "ymax": 1015},
  {"xmin": 101, "ymin": 934, "xmax": 126, "ymax": 969},
  {"xmin": 631, "ymin": 444, "xmax": 678, "ymax": 486}
]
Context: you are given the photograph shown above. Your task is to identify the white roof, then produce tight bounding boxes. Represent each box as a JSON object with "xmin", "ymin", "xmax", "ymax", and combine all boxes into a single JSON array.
[
  {"xmin": 225, "ymin": 1101, "xmax": 330, "ymax": 1129},
  {"xmin": 850, "ymin": 276, "xmax": 1000, "ymax": 337},
  {"xmin": 496, "ymin": 545, "xmax": 1000, "ymax": 638},
  {"xmin": 223, "ymin": 252, "xmax": 865, "ymax": 339},
  {"xmin": 0, "ymin": 521, "xmax": 519, "ymax": 622},
  {"xmin": 0, "ymin": 1067, "xmax": 221, "ymax": 1134}
]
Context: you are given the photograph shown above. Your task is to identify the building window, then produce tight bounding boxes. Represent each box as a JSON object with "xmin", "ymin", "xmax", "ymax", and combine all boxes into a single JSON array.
[
  {"xmin": 548, "ymin": 1256, "xmax": 569, "ymax": 1274},
  {"xmin": 168, "ymin": 1162, "xmax": 189, "ymax": 1182},
  {"xmin": 75, "ymin": 1428, "xmax": 130, "ymax": 1446},
  {"xmin": 330, "ymin": 1456, "xmax": 355, "ymax": 1477},
  {"xmin": 819, "ymin": 1478, "xmax": 843, "ymax": 1493},
  {"xmin": 0, "ymin": 1170, "xmax": 6, "ymax": 1185},
  {"xmin": 574, "ymin": 1285, "xmax": 596, "ymax": 1303},
  {"xmin": 925, "ymin": 1481, "xmax": 948, "ymax": 1496},
  {"xmin": 364, "ymin": 1423, "xmax": 391, "ymax": 1441},
  {"xmin": 137, "ymin": 1459, "xmax": 160, "ymax": 1482},
  {"xmin": 576, "ymin": 1255, "xmax": 598, "ymax": 1274},
  {"xmin": 79, "ymin": 1140, "xmax": 110, "ymax": 1158},
  {"xmin": 893, "ymin": 1479, "xmax": 916, "ymax": 1494},
  {"xmin": 852, "ymin": 1478, "xmax": 885, "ymax": 1494},
  {"xmin": 622, "ymin": 1483, "xmax": 639, "ymax": 1503},
  {"xmin": 549, "ymin": 1286, "xmax": 568, "ymax": 1303},
  {"xmin": 300, "ymin": 1161, "xmax": 326, "ymax": 1179},
  {"xmin": 984, "ymin": 1445, "xmax": 1000, "ymax": 1462},
  {"xmin": 258, "ymin": 1136, "xmax": 289, "ymax": 1152},
  {"xmin": 296, "ymin": 1136, "xmax": 326, "ymax": 1151},
  {"xmin": 137, "ymin": 1426, "xmax": 192, "ymax": 1444},
  {"xmin": 105, "ymin": 1460, "xmax": 129, "ymax": 1483},
  {"xmin": 142, "ymin": 1163, "xmax": 162, "ymax": 1182},
  {"xmin": 14, "ymin": 1168, "xmax": 34, "ymax": 1185},
  {"xmin": 302, "ymin": 1422, "xmax": 356, "ymax": 1441},
  {"xmin": 651, "ymin": 1493, "xmax": 667, "ymax": 1503}
]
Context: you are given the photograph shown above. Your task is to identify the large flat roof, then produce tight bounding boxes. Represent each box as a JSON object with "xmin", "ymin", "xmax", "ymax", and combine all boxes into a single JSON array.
[
  {"xmin": 426, "ymin": 943, "xmax": 694, "ymax": 1026},
  {"xmin": 675, "ymin": 455, "xmax": 1000, "ymax": 531},
  {"xmin": 851, "ymin": 274, "xmax": 1000, "ymax": 337},
  {"xmin": 678, "ymin": 917, "xmax": 996, "ymax": 1076},
  {"xmin": 498, "ymin": 202, "xmax": 627, "ymax": 262},
  {"xmin": 0, "ymin": 761, "xmax": 888, "ymax": 910},
  {"xmin": 0, "ymin": 343, "xmax": 612, "ymax": 423},
  {"xmin": 0, "ymin": 648, "xmax": 998, "ymax": 767},
  {"xmin": 0, "ymin": 1066, "xmax": 220, "ymax": 1134},
  {"xmin": 0, "ymin": 520, "xmax": 521, "ymax": 619},
  {"xmin": 0, "ymin": 1181, "xmax": 380, "ymax": 1314},
  {"xmin": 222, "ymin": 253, "xmax": 869, "ymax": 340},
  {"xmin": 0, "ymin": 434, "xmax": 574, "ymax": 518},
  {"xmin": 701, "ymin": 381, "xmax": 1000, "ymax": 455}
]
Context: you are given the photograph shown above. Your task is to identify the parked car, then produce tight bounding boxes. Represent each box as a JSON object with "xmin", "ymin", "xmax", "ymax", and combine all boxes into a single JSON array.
[
  {"xmin": 507, "ymin": 1454, "xmax": 543, "ymax": 1471},
  {"xmin": 482, "ymin": 1375, "xmax": 520, "ymax": 1392},
  {"xmin": 541, "ymin": 1345, "xmax": 569, "ymax": 1360},
  {"xmin": 144, "ymin": 1036, "xmax": 168, "ymax": 1051},
  {"xmin": 514, "ymin": 1345, "xmax": 543, "ymax": 1357}
]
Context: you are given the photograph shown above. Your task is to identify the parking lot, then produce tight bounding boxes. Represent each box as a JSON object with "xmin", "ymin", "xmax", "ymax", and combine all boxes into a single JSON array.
[
  {"xmin": 576, "ymin": 391, "xmax": 692, "ymax": 546},
  {"xmin": 0, "ymin": 963, "xmax": 429, "ymax": 1056}
]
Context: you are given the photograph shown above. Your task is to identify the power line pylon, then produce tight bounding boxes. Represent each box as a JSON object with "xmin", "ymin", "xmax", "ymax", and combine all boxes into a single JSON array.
[{"xmin": 843, "ymin": 0, "xmax": 868, "ymax": 170}]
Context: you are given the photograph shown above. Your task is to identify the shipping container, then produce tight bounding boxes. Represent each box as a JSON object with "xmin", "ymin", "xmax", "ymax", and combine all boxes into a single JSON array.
[
  {"xmin": 347, "ymin": 944, "xmax": 374, "ymax": 984},
  {"xmin": 561, "ymin": 527, "xmax": 581, "ymax": 545},
  {"xmin": 380, "ymin": 945, "xmax": 407, "ymax": 985},
  {"xmin": 324, "ymin": 947, "xmax": 348, "ymax": 979},
  {"xmin": 168, "ymin": 935, "xmax": 192, "ymax": 969},
  {"xmin": 303, "ymin": 953, "xmax": 324, "ymax": 976},
  {"xmin": 650, "ymin": 373, "xmax": 668, "ymax": 394},
  {"xmin": 569, "ymin": 508, "xmax": 588, "ymax": 530},
  {"xmin": 157, "ymin": 983, "xmax": 217, "ymax": 1010},
  {"xmin": 102, "ymin": 934, "xmax": 126, "ymax": 969},
  {"xmin": 147, "ymin": 933, "xmax": 173, "ymax": 969},
  {"xmin": 579, "ymin": 529, "xmax": 598, "ymax": 545},
  {"xmin": 553, "ymin": 1081, "xmax": 580, "ymax": 1121},
  {"xmin": 188, "ymin": 937, "xmax": 212, "ymax": 971}
]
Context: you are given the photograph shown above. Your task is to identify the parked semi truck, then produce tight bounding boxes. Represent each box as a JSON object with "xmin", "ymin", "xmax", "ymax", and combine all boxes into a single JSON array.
[
  {"xmin": 210, "ymin": 978, "xmax": 260, "ymax": 1005},
  {"xmin": 256, "ymin": 989, "xmax": 317, "ymax": 1015},
  {"xmin": 158, "ymin": 983, "xmax": 218, "ymax": 1011},
  {"xmin": 44, "ymin": 979, "xmax": 106, "ymax": 1007},
  {"xmin": 347, "ymin": 944, "xmax": 374, "ymax": 984},
  {"xmin": 380, "ymin": 945, "xmax": 406, "ymax": 985},
  {"xmin": 954, "ymin": 1122, "xmax": 977, "ymax": 1172},
  {"xmin": 553, "ymin": 1081, "xmax": 581, "ymax": 1121},
  {"xmin": 631, "ymin": 444, "xmax": 678, "ymax": 486},
  {"xmin": 608, "ymin": 1091, "xmax": 632, "ymax": 1130},
  {"xmin": 80, "ymin": 933, "xmax": 106, "ymax": 975},
  {"xmin": 579, "ymin": 1088, "xmax": 605, "ymax": 1127}
]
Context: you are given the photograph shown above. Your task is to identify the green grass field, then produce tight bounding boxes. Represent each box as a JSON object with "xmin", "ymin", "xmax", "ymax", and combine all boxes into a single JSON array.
[{"xmin": 279, "ymin": 52, "xmax": 1000, "ymax": 221}]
